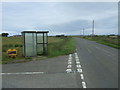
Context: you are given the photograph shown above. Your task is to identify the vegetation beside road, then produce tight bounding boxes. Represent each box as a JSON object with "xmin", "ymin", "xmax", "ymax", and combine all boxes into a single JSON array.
[
  {"xmin": 2, "ymin": 37, "xmax": 23, "ymax": 64},
  {"xmin": 79, "ymin": 35, "xmax": 120, "ymax": 49},
  {"xmin": 48, "ymin": 37, "xmax": 75, "ymax": 57},
  {"xmin": 2, "ymin": 36, "xmax": 76, "ymax": 64}
]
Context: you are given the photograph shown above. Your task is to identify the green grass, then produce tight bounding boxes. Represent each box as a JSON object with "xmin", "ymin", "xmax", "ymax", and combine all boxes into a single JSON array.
[
  {"xmin": 2, "ymin": 37, "xmax": 23, "ymax": 64},
  {"xmin": 2, "ymin": 36, "xmax": 76, "ymax": 64},
  {"xmin": 48, "ymin": 37, "xmax": 76, "ymax": 57},
  {"xmin": 79, "ymin": 35, "xmax": 120, "ymax": 49}
]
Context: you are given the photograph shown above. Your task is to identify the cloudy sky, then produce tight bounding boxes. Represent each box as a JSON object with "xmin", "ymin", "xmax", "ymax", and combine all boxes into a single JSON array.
[{"xmin": 2, "ymin": 2, "xmax": 118, "ymax": 36}]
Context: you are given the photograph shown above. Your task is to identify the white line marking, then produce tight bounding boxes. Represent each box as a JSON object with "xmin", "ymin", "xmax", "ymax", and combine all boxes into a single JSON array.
[
  {"xmin": 75, "ymin": 56, "xmax": 79, "ymax": 59},
  {"xmin": 67, "ymin": 65, "xmax": 72, "ymax": 68},
  {"xmin": 1, "ymin": 72, "xmax": 44, "ymax": 75},
  {"xmin": 66, "ymin": 69, "xmax": 72, "ymax": 73},
  {"xmin": 80, "ymin": 74, "xmax": 84, "ymax": 80},
  {"xmin": 75, "ymin": 53, "xmax": 77, "ymax": 55},
  {"xmin": 75, "ymin": 53, "xmax": 78, "ymax": 55},
  {"xmin": 75, "ymin": 52, "xmax": 87, "ymax": 88},
  {"xmin": 68, "ymin": 62, "xmax": 72, "ymax": 64},
  {"xmin": 76, "ymin": 61, "xmax": 80, "ymax": 64},
  {"xmin": 77, "ymin": 69, "xmax": 82, "ymax": 73},
  {"xmin": 82, "ymin": 81, "xmax": 87, "ymax": 88},
  {"xmin": 69, "ymin": 54, "xmax": 72, "ymax": 57},
  {"xmin": 76, "ymin": 65, "xmax": 81, "ymax": 68},
  {"xmin": 66, "ymin": 54, "xmax": 73, "ymax": 73}
]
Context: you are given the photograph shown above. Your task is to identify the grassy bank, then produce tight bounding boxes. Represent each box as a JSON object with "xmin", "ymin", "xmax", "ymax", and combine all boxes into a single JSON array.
[
  {"xmin": 2, "ymin": 36, "xmax": 75, "ymax": 64},
  {"xmin": 48, "ymin": 37, "xmax": 75, "ymax": 57},
  {"xmin": 79, "ymin": 35, "xmax": 120, "ymax": 49}
]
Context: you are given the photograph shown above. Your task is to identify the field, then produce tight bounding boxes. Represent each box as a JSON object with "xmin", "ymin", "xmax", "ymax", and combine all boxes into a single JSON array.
[
  {"xmin": 2, "ymin": 36, "xmax": 75, "ymax": 64},
  {"xmin": 79, "ymin": 35, "xmax": 120, "ymax": 49}
]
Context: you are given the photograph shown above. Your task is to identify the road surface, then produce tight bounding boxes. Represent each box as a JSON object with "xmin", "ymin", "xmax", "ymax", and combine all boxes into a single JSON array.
[{"xmin": 2, "ymin": 38, "xmax": 118, "ymax": 88}]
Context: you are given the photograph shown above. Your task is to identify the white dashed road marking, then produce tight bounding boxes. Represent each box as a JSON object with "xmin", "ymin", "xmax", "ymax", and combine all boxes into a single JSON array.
[
  {"xmin": 75, "ymin": 52, "xmax": 87, "ymax": 88},
  {"xmin": 66, "ymin": 69, "xmax": 72, "ymax": 73},
  {"xmin": 69, "ymin": 54, "xmax": 72, "ymax": 57},
  {"xmin": 75, "ymin": 57, "xmax": 79, "ymax": 59},
  {"xmin": 66, "ymin": 54, "xmax": 73, "ymax": 73},
  {"xmin": 67, "ymin": 65, "xmax": 72, "ymax": 68},
  {"xmin": 82, "ymin": 81, "xmax": 87, "ymax": 88},
  {"xmin": 1, "ymin": 72, "xmax": 44, "ymax": 75},
  {"xmin": 68, "ymin": 61, "xmax": 72, "ymax": 64},
  {"xmin": 77, "ymin": 69, "xmax": 82, "ymax": 73},
  {"xmin": 76, "ymin": 61, "xmax": 80, "ymax": 64},
  {"xmin": 76, "ymin": 65, "xmax": 81, "ymax": 68},
  {"xmin": 80, "ymin": 74, "xmax": 84, "ymax": 80},
  {"xmin": 67, "ymin": 53, "xmax": 87, "ymax": 88}
]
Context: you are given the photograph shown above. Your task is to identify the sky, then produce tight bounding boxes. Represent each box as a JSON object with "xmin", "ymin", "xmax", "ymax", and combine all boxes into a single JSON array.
[{"xmin": 1, "ymin": 2, "xmax": 118, "ymax": 36}]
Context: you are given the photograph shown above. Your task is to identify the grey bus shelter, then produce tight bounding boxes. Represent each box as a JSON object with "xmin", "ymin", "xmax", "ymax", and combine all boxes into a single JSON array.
[{"xmin": 21, "ymin": 31, "xmax": 49, "ymax": 57}]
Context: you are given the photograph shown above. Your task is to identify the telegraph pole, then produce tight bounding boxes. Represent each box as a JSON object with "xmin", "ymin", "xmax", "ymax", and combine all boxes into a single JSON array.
[
  {"xmin": 80, "ymin": 30, "xmax": 82, "ymax": 36},
  {"xmin": 83, "ymin": 28, "xmax": 85, "ymax": 36},
  {"xmin": 92, "ymin": 20, "xmax": 94, "ymax": 36}
]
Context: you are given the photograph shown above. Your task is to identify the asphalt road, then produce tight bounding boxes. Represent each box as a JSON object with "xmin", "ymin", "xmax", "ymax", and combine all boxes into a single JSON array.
[
  {"xmin": 75, "ymin": 38, "xmax": 118, "ymax": 88},
  {"xmin": 2, "ymin": 37, "xmax": 118, "ymax": 88}
]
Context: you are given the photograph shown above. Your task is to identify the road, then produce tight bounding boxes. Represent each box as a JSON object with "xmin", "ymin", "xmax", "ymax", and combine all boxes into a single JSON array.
[{"xmin": 2, "ymin": 38, "xmax": 118, "ymax": 88}]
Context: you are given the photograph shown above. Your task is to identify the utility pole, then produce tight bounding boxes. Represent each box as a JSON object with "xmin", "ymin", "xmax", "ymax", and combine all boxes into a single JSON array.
[
  {"xmin": 92, "ymin": 20, "xmax": 94, "ymax": 36},
  {"xmin": 80, "ymin": 30, "xmax": 82, "ymax": 36},
  {"xmin": 83, "ymin": 28, "xmax": 85, "ymax": 36}
]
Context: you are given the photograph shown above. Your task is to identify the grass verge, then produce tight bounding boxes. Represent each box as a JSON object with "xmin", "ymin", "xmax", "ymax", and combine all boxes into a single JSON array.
[
  {"xmin": 80, "ymin": 36, "xmax": 120, "ymax": 49},
  {"xmin": 2, "ymin": 36, "xmax": 76, "ymax": 64},
  {"xmin": 48, "ymin": 37, "xmax": 76, "ymax": 57}
]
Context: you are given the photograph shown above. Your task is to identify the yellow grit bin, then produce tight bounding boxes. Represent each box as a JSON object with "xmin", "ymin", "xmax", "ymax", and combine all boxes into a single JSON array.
[{"xmin": 7, "ymin": 49, "xmax": 17, "ymax": 58}]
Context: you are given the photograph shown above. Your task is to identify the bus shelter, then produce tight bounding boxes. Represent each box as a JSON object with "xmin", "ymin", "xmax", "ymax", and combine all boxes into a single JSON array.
[{"xmin": 21, "ymin": 31, "xmax": 49, "ymax": 57}]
